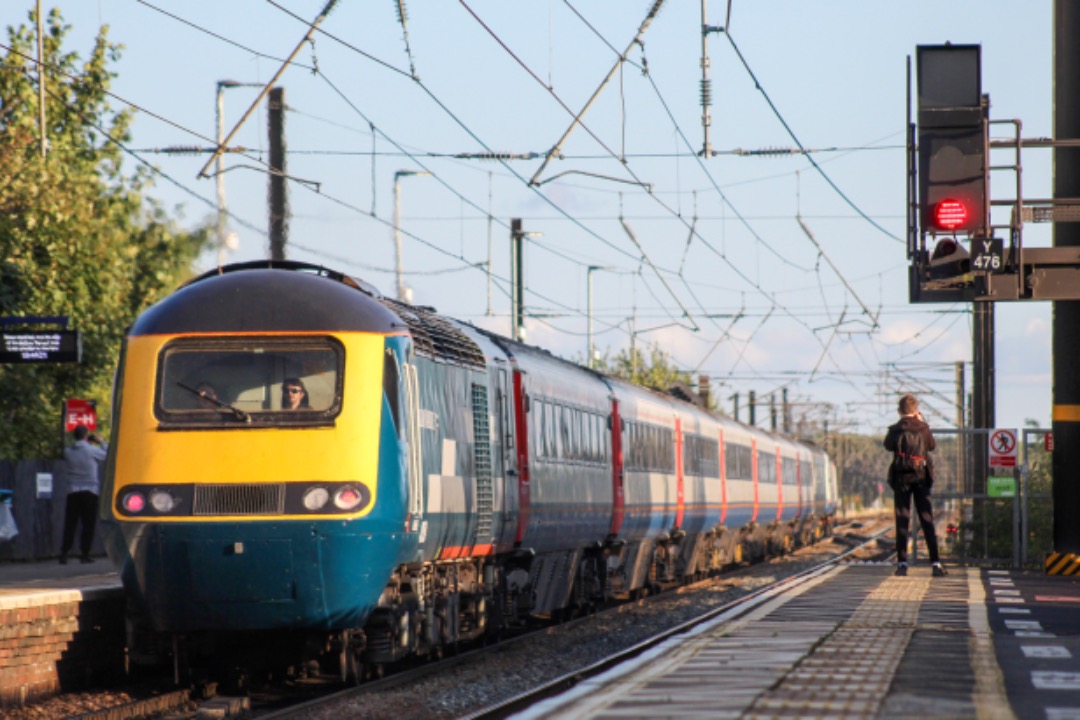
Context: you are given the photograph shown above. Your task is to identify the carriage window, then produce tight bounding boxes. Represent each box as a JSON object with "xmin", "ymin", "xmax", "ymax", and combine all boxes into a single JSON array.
[
  {"xmin": 684, "ymin": 435, "xmax": 720, "ymax": 478},
  {"xmin": 384, "ymin": 350, "xmax": 403, "ymax": 439},
  {"xmin": 782, "ymin": 457, "xmax": 797, "ymax": 485},
  {"xmin": 758, "ymin": 450, "xmax": 777, "ymax": 484},
  {"xmin": 156, "ymin": 337, "xmax": 344, "ymax": 426},
  {"xmin": 725, "ymin": 442, "xmax": 752, "ymax": 480}
]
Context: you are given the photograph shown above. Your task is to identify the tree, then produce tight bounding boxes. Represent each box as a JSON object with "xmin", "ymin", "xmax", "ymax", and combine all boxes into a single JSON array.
[
  {"xmin": 592, "ymin": 343, "xmax": 694, "ymax": 394},
  {"xmin": 0, "ymin": 9, "xmax": 212, "ymax": 459}
]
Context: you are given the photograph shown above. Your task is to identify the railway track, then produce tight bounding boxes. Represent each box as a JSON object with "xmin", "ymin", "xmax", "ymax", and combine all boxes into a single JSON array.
[
  {"xmin": 255, "ymin": 517, "xmax": 892, "ymax": 720},
  {"xmin": 7, "ymin": 517, "xmax": 890, "ymax": 720}
]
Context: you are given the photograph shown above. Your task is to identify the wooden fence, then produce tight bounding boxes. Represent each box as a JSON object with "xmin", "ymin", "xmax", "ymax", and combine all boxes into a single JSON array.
[{"xmin": 0, "ymin": 459, "xmax": 106, "ymax": 562}]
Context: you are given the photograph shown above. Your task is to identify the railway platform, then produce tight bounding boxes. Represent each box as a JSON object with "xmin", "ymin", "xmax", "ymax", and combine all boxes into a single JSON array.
[
  {"xmin": 512, "ymin": 562, "xmax": 1080, "ymax": 720},
  {"xmin": 0, "ymin": 556, "xmax": 124, "ymax": 707}
]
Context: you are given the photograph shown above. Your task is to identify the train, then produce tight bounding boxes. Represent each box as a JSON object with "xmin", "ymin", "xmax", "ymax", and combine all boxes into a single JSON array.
[{"xmin": 99, "ymin": 260, "xmax": 838, "ymax": 682}]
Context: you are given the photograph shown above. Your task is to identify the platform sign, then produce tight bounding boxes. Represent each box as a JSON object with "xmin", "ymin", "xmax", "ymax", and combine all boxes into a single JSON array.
[
  {"xmin": 64, "ymin": 399, "xmax": 97, "ymax": 432},
  {"xmin": 987, "ymin": 475, "xmax": 1016, "ymax": 498},
  {"xmin": 989, "ymin": 428, "xmax": 1018, "ymax": 468},
  {"xmin": 0, "ymin": 330, "xmax": 81, "ymax": 363}
]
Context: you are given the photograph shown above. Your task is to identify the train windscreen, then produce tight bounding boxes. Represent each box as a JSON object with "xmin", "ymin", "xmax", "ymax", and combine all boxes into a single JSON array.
[{"xmin": 154, "ymin": 336, "xmax": 344, "ymax": 425}]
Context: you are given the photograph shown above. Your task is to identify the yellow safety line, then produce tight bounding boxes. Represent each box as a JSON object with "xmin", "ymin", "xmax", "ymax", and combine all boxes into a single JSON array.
[{"xmin": 969, "ymin": 568, "xmax": 1017, "ymax": 720}]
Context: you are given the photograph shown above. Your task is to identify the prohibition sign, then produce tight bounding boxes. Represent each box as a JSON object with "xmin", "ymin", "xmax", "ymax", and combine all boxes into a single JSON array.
[{"xmin": 989, "ymin": 428, "xmax": 1017, "ymax": 467}]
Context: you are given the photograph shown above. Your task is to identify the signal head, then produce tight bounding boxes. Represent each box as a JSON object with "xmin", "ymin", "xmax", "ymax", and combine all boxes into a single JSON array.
[{"xmin": 933, "ymin": 198, "xmax": 969, "ymax": 231}]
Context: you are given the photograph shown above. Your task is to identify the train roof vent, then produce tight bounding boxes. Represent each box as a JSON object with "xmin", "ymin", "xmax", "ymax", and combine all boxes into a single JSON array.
[{"xmin": 381, "ymin": 299, "xmax": 487, "ymax": 369}]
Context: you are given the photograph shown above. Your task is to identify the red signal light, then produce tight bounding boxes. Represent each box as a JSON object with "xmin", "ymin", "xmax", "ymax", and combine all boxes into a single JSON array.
[{"xmin": 933, "ymin": 199, "xmax": 968, "ymax": 230}]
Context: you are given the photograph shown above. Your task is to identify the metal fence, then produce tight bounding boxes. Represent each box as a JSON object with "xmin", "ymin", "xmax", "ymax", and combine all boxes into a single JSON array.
[
  {"xmin": 914, "ymin": 427, "xmax": 1052, "ymax": 569},
  {"xmin": 0, "ymin": 459, "xmax": 107, "ymax": 562}
]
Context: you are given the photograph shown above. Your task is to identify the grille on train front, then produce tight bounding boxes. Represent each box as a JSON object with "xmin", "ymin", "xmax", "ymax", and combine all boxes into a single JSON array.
[{"xmin": 193, "ymin": 484, "xmax": 286, "ymax": 515}]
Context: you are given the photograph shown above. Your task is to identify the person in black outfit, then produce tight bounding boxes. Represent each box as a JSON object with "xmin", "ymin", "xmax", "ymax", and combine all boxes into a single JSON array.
[{"xmin": 883, "ymin": 394, "xmax": 946, "ymax": 577}]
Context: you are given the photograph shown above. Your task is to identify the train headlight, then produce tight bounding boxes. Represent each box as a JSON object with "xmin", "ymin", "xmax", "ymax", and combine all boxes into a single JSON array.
[
  {"xmin": 122, "ymin": 491, "xmax": 146, "ymax": 514},
  {"xmin": 303, "ymin": 487, "xmax": 330, "ymax": 511},
  {"xmin": 334, "ymin": 485, "xmax": 363, "ymax": 511},
  {"xmin": 149, "ymin": 490, "xmax": 177, "ymax": 513}
]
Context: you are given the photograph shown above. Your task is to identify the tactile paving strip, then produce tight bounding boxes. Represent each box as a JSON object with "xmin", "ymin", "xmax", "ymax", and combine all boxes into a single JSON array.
[
  {"xmin": 742, "ymin": 568, "xmax": 930, "ymax": 719},
  {"xmin": 517, "ymin": 566, "xmax": 1014, "ymax": 720}
]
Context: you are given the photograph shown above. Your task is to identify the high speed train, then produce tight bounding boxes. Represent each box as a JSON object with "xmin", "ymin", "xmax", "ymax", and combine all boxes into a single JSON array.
[{"xmin": 99, "ymin": 260, "xmax": 837, "ymax": 681}]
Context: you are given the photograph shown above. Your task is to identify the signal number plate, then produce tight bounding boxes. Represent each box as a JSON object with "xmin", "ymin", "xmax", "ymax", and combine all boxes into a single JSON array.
[{"xmin": 972, "ymin": 238, "xmax": 1004, "ymax": 273}]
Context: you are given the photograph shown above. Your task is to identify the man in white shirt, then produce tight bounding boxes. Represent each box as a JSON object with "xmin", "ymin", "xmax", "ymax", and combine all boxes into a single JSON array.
[{"xmin": 59, "ymin": 424, "xmax": 108, "ymax": 564}]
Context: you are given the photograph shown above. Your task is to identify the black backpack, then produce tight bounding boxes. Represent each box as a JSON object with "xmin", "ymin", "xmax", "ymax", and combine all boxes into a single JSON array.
[{"xmin": 894, "ymin": 427, "xmax": 927, "ymax": 477}]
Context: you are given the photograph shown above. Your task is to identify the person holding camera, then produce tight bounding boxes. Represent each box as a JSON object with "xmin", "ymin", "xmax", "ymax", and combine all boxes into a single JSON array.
[
  {"xmin": 884, "ymin": 394, "xmax": 945, "ymax": 578},
  {"xmin": 59, "ymin": 424, "xmax": 108, "ymax": 564}
]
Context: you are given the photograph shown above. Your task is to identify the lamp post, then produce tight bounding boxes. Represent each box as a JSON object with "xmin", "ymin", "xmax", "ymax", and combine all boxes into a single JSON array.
[
  {"xmin": 587, "ymin": 266, "xmax": 610, "ymax": 369},
  {"xmin": 393, "ymin": 170, "xmax": 431, "ymax": 302},
  {"xmin": 215, "ymin": 80, "xmax": 262, "ymax": 267}
]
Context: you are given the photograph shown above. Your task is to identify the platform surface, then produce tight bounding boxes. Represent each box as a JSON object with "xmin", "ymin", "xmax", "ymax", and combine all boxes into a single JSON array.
[
  {"xmin": 513, "ymin": 564, "xmax": 1080, "ymax": 720},
  {"xmin": 0, "ymin": 556, "xmax": 121, "ymax": 602}
]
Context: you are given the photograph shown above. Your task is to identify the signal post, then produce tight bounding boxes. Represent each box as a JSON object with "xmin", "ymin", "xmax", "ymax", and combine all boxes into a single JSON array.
[
  {"xmin": 907, "ymin": 35, "xmax": 1080, "ymax": 558},
  {"xmin": 1053, "ymin": 2, "xmax": 1080, "ymax": 555}
]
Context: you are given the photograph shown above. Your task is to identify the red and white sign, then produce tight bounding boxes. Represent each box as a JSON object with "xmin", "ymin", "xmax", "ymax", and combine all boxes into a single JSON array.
[
  {"xmin": 989, "ymin": 428, "xmax": 1018, "ymax": 468},
  {"xmin": 1046, "ymin": 432, "xmax": 1054, "ymax": 452},
  {"xmin": 64, "ymin": 399, "xmax": 97, "ymax": 432}
]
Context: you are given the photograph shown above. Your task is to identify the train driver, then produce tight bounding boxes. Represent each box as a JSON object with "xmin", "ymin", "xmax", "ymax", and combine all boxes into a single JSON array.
[{"xmin": 282, "ymin": 377, "xmax": 310, "ymax": 410}]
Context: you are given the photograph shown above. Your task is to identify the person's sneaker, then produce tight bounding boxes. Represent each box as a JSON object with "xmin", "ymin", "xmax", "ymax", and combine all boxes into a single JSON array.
[
  {"xmin": 932, "ymin": 564, "xmax": 947, "ymax": 577},
  {"xmin": 895, "ymin": 564, "xmax": 908, "ymax": 577},
  {"xmin": 79, "ymin": 556, "xmax": 94, "ymax": 564},
  {"xmin": 58, "ymin": 555, "xmax": 67, "ymax": 565}
]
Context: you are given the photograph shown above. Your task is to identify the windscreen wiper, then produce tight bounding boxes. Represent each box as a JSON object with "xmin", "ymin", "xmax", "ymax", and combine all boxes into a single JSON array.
[{"xmin": 176, "ymin": 382, "xmax": 251, "ymax": 423}]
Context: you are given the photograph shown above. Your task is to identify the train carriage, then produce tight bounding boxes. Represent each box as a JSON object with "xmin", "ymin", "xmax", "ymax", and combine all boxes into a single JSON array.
[{"xmin": 667, "ymin": 403, "xmax": 723, "ymax": 578}]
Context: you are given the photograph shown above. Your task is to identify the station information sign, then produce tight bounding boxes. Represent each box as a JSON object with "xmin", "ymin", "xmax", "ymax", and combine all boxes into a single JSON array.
[{"xmin": 0, "ymin": 330, "xmax": 81, "ymax": 363}]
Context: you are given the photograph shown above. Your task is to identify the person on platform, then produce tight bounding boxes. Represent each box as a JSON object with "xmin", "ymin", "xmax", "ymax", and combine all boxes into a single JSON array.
[
  {"xmin": 884, "ymin": 394, "xmax": 946, "ymax": 578},
  {"xmin": 59, "ymin": 424, "xmax": 108, "ymax": 564}
]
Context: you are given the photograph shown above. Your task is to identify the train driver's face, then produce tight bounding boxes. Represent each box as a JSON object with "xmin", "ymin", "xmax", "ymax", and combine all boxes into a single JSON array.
[{"xmin": 285, "ymin": 385, "xmax": 305, "ymax": 409}]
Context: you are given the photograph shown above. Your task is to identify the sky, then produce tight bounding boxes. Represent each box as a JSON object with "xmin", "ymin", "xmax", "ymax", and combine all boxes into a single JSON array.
[{"xmin": 2, "ymin": 1, "xmax": 1057, "ymax": 435}]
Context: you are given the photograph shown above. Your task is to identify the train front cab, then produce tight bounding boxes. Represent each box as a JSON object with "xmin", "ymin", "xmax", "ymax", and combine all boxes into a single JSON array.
[{"xmin": 100, "ymin": 268, "xmax": 417, "ymax": 648}]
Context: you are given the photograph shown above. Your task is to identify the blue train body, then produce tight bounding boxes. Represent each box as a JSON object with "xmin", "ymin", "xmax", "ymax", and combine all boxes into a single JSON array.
[{"xmin": 100, "ymin": 262, "xmax": 837, "ymax": 676}]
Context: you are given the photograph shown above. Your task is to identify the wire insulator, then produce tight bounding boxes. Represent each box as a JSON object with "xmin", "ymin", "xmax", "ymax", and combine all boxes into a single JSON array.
[{"xmin": 700, "ymin": 79, "xmax": 712, "ymax": 108}]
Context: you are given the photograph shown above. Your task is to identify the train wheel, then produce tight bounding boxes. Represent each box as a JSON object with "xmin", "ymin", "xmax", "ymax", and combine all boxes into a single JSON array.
[
  {"xmin": 341, "ymin": 647, "xmax": 364, "ymax": 686},
  {"xmin": 337, "ymin": 630, "xmax": 364, "ymax": 686}
]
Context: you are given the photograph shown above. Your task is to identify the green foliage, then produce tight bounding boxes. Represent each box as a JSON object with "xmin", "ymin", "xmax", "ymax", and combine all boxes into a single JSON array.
[
  {"xmin": 0, "ymin": 9, "xmax": 212, "ymax": 459},
  {"xmin": 592, "ymin": 343, "xmax": 693, "ymax": 394},
  {"xmin": 828, "ymin": 432, "xmax": 891, "ymax": 512},
  {"xmin": 1023, "ymin": 433, "xmax": 1053, "ymax": 564}
]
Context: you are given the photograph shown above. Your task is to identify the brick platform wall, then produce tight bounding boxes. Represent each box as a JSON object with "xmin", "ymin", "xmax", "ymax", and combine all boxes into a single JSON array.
[{"xmin": 0, "ymin": 590, "xmax": 80, "ymax": 708}]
